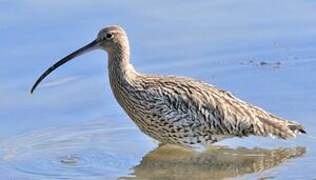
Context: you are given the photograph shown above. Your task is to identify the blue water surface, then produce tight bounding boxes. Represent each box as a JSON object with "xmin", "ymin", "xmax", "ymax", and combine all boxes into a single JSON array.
[{"xmin": 1, "ymin": 1, "xmax": 316, "ymax": 179}]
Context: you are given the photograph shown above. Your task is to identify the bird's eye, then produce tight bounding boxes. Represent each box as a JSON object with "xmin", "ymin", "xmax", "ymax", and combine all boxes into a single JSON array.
[{"xmin": 105, "ymin": 33, "xmax": 113, "ymax": 39}]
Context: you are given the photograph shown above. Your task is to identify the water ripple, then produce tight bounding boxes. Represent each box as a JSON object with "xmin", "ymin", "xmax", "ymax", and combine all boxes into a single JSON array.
[{"xmin": 0, "ymin": 122, "xmax": 152, "ymax": 179}]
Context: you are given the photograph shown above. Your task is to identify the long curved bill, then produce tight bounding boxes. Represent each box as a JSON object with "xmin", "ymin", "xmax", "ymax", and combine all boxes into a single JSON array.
[{"xmin": 30, "ymin": 39, "xmax": 99, "ymax": 94}]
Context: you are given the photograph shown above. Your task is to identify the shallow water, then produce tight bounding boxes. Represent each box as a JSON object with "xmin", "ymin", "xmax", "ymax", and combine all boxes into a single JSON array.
[{"xmin": 1, "ymin": 1, "xmax": 316, "ymax": 179}]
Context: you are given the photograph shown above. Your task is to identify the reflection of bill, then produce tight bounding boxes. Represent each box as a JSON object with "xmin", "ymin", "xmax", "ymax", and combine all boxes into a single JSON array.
[{"xmin": 130, "ymin": 145, "xmax": 305, "ymax": 179}]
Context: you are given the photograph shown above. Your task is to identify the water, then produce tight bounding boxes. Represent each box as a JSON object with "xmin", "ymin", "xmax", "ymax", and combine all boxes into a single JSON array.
[{"xmin": 1, "ymin": 1, "xmax": 316, "ymax": 179}]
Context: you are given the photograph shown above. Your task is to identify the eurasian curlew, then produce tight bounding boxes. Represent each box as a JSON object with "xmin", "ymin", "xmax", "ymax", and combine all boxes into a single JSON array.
[{"xmin": 31, "ymin": 25, "xmax": 305, "ymax": 148}]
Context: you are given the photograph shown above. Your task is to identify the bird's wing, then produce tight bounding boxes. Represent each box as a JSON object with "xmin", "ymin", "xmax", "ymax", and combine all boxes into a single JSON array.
[{"xmin": 145, "ymin": 75, "xmax": 305, "ymax": 139}]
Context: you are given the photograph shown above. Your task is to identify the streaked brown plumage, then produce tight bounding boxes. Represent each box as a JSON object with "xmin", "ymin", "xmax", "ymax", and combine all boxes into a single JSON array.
[{"xmin": 31, "ymin": 25, "xmax": 306, "ymax": 147}]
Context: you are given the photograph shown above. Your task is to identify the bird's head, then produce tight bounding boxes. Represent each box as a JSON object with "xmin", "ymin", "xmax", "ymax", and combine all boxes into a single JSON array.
[
  {"xmin": 96, "ymin": 25, "xmax": 128, "ymax": 51},
  {"xmin": 30, "ymin": 25, "xmax": 128, "ymax": 94}
]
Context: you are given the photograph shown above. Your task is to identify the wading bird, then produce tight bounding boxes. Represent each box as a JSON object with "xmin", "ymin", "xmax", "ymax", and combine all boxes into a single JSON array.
[{"xmin": 31, "ymin": 25, "xmax": 305, "ymax": 147}]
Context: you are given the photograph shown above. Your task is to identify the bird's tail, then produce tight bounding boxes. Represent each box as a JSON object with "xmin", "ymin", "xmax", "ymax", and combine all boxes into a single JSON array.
[{"xmin": 257, "ymin": 115, "xmax": 306, "ymax": 139}]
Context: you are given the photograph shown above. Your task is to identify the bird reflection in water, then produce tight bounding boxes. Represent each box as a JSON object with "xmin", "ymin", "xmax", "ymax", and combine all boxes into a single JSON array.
[{"xmin": 123, "ymin": 145, "xmax": 305, "ymax": 179}]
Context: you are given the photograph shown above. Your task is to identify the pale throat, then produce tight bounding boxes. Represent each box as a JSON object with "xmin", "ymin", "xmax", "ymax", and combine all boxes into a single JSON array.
[{"xmin": 107, "ymin": 41, "xmax": 138, "ymax": 84}]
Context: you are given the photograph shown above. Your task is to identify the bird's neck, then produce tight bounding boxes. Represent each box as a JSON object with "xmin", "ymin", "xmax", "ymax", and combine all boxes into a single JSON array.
[
  {"xmin": 107, "ymin": 41, "xmax": 141, "ymax": 115},
  {"xmin": 107, "ymin": 43, "xmax": 138, "ymax": 87}
]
